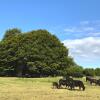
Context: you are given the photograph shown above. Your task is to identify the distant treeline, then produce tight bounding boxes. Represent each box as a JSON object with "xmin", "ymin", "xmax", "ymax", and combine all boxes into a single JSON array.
[
  {"xmin": 0, "ymin": 28, "xmax": 99, "ymax": 77},
  {"xmin": 65, "ymin": 67, "xmax": 100, "ymax": 77}
]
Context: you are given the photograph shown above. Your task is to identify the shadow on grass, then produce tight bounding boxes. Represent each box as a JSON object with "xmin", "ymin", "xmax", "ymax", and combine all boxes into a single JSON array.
[{"xmin": 52, "ymin": 87, "xmax": 85, "ymax": 91}]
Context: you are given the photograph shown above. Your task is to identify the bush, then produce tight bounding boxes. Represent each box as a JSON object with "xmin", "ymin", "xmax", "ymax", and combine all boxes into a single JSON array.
[
  {"xmin": 95, "ymin": 68, "xmax": 100, "ymax": 76},
  {"xmin": 72, "ymin": 72, "xmax": 84, "ymax": 78},
  {"xmin": 83, "ymin": 68, "xmax": 95, "ymax": 76}
]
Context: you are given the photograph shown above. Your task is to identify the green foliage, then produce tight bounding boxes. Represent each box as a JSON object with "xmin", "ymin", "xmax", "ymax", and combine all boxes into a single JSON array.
[
  {"xmin": 66, "ymin": 66, "xmax": 84, "ymax": 77},
  {"xmin": 0, "ymin": 29, "xmax": 76, "ymax": 77},
  {"xmin": 95, "ymin": 68, "xmax": 100, "ymax": 76},
  {"xmin": 3, "ymin": 28, "xmax": 21, "ymax": 40},
  {"xmin": 83, "ymin": 68, "xmax": 95, "ymax": 76}
]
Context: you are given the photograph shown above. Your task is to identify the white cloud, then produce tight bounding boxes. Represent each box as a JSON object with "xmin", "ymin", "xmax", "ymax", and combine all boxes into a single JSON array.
[
  {"xmin": 88, "ymin": 32, "xmax": 100, "ymax": 36},
  {"xmin": 64, "ymin": 26, "xmax": 95, "ymax": 33},
  {"xmin": 80, "ymin": 21, "xmax": 89, "ymax": 25},
  {"xmin": 63, "ymin": 37, "xmax": 100, "ymax": 61},
  {"xmin": 64, "ymin": 27, "xmax": 82, "ymax": 33},
  {"xmin": 64, "ymin": 28, "xmax": 76, "ymax": 33},
  {"xmin": 64, "ymin": 21, "xmax": 100, "ymax": 38},
  {"xmin": 83, "ymin": 27, "xmax": 94, "ymax": 31}
]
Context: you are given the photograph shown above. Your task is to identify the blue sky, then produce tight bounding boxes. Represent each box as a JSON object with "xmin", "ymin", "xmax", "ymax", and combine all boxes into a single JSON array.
[{"xmin": 0, "ymin": 0, "xmax": 100, "ymax": 68}]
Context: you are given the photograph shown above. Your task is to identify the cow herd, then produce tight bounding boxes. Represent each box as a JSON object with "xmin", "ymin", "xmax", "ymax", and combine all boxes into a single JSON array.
[{"xmin": 52, "ymin": 76, "xmax": 100, "ymax": 91}]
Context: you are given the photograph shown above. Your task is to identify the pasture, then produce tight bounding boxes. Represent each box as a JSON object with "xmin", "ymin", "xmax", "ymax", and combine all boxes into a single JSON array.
[{"xmin": 0, "ymin": 77, "xmax": 100, "ymax": 100}]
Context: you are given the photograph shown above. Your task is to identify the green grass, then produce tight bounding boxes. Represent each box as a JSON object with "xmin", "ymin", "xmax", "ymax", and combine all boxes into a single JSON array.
[{"xmin": 0, "ymin": 77, "xmax": 100, "ymax": 100}]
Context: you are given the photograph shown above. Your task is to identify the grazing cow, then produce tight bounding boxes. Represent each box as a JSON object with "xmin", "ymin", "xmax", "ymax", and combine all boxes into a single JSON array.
[
  {"xmin": 69, "ymin": 80, "xmax": 85, "ymax": 91},
  {"xmin": 86, "ymin": 76, "xmax": 92, "ymax": 82},
  {"xmin": 58, "ymin": 79, "xmax": 68, "ymax": 88},
  {"xmin": 90, "ymin": 79, "xmax": 97, "ymax": 85},
  {"xmin": 86, "ymin": 76, "xmax": 97, "ymax": 85},
  {"xmin": 58, "ymin": 77, "xmax": 73, "ymax": 88},
  {"xmin": 58, "ymin": 77, "xmax": 85, "ymax": 91},
  {"xmin": 96, "ymin": 79, "xmax": 100, "ymax": 86},
  {"xmin": 52, "ymin": 82, "xmax": 59, "ymax": 89}
]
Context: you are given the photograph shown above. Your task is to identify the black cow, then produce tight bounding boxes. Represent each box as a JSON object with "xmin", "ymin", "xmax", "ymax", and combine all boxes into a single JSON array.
[
  {"xmin": 86, "ymin": 76, "xmax": 92, "ymax": 82},
  {"xmin": 86, "ymin": 76, "xmax": 98, "ymax": 85},
  {"xmin": 96, "ymin": 79, "xmax": 100, "ymax": 86},
  {"xmin": 58, "ymin": 77, "xmax": 73, "ymax": 88},
  {"xmin": 52, "ymin": 82, "xmax": 59, "ymax": 89},
  {"xmin": 69, "ymin": 80, "xmax": 85, "ymax": 91},
  {"xmin": 58, "ymin": 77, "xmax": 85, "ymax": 91}
]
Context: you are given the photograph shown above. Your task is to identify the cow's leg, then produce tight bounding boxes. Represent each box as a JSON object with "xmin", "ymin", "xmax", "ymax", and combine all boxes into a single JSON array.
[
  {"xmin": 90, "ymin": 81, "xmax": 92, "ymax": 85},
  {"xmin": 79, "ymin": 86, "xmax": 81, "ymax": 90}
]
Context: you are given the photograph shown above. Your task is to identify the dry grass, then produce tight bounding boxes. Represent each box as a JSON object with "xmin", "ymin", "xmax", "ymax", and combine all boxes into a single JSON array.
[{"xmin": 0, "ymin": 77, "xmax": 100, "ymax": 100}]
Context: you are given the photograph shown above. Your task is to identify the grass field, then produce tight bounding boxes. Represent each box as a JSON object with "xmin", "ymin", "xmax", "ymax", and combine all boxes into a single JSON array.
[{"xmin": 0, "ymin": 77, "xmax": 100, "ymax": 100}]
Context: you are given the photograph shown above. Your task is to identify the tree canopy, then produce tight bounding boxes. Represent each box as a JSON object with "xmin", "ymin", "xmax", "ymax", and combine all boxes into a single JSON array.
[
  {"xmin": 3, "ymin": 28, "xmax": 21, "ymax": 40},
  {"xmin": 0, "ymin": 28, "xmax": 76, "ymax": 77}
]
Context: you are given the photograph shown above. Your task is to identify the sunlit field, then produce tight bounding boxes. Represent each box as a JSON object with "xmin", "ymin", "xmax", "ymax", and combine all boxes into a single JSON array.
[{"xmin": 0, "ymin": 77, "xmax": 100, "ymax": 100}]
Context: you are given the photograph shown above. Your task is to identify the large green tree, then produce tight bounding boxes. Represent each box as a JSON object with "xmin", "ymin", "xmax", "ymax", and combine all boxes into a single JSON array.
[{"xmin": 0, "ymin": 29, "xmax": 76, "ymax": 77}]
